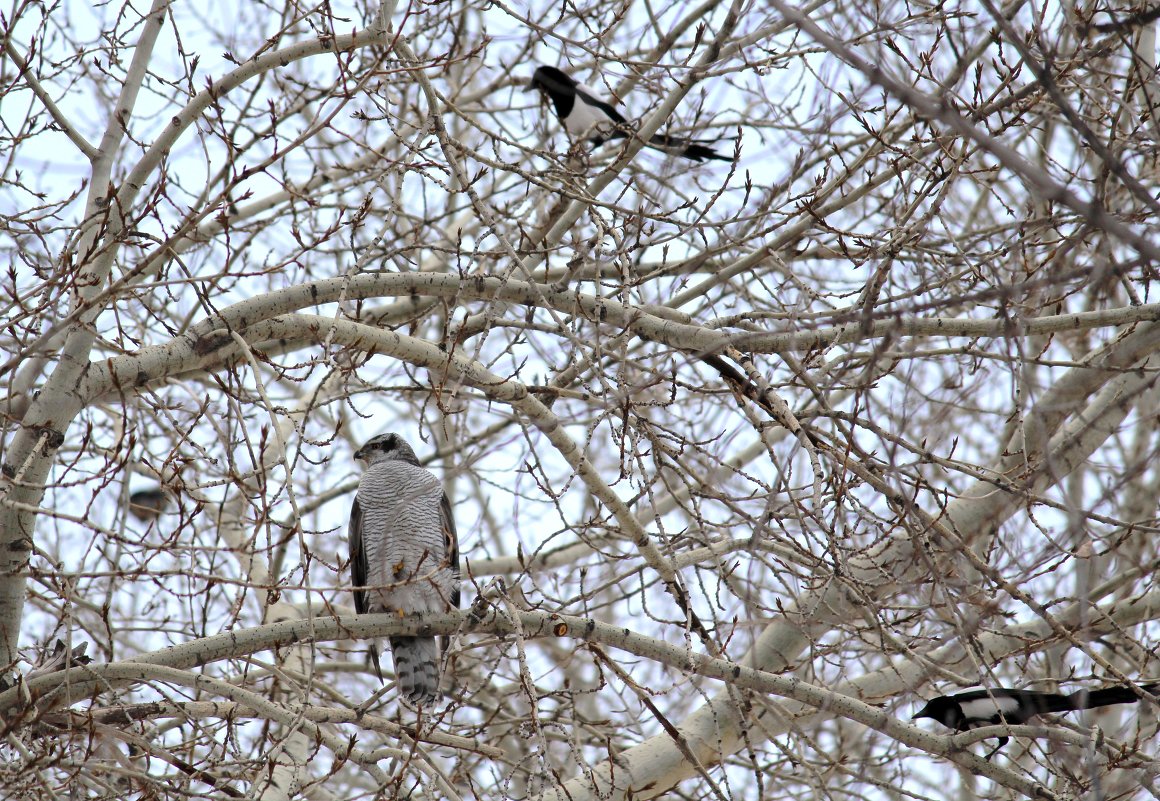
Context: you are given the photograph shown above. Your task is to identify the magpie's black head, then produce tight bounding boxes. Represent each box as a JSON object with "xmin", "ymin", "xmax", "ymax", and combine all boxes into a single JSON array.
[
  {"xmin": 528, "ymin": 65, "xmax": 577, "ymax": 93},
  {"xmin": 353, "ymin": 433, "xmax": 420, "ymax": 466},
  {"xmin": 912, "ymin": 700, "xmax": 937, "ymax": 721},
  {"xmin": 912, "ymin": 697, "xmax": 961, "ymax": 729}
]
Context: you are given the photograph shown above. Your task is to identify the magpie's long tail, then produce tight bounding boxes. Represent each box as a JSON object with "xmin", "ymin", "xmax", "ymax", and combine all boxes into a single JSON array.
[
  {"xmin": 646, "ymin": 133, "xmax": 733, "ymax": 162},
  {"xmin": 1066, "ymin": 682, "xmax": 1160, "ymax": 710}
]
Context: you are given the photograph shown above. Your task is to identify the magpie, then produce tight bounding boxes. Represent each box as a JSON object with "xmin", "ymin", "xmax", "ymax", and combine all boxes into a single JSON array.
[
  {"xmin": 527, "ymin": 65, "xmax": 731, "ymax": 163},
  {"xmin": 914, "ymin": 683, "xmax": 1160, "ymax": 758}
]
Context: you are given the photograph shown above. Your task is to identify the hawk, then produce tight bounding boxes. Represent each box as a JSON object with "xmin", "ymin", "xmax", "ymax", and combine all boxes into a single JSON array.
[{"xmin": 349, "ymin": 433, "xmax": 459, "ymax": 705}]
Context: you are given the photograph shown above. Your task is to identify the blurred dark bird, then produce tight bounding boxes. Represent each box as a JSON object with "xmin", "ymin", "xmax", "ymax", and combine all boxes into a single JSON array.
[
  {"xmin": 527, "ymin": 65, "xmax": 732, "ymax": 163},
  {"xmin": 128, "ymin": 488, "xmax": 169, "ymax": 521}
]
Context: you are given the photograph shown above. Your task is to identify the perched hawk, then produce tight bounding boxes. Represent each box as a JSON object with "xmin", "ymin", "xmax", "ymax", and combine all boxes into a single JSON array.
[{"xmin": 349, "ymin": 433, "xmax": 459, "ymax": 705}]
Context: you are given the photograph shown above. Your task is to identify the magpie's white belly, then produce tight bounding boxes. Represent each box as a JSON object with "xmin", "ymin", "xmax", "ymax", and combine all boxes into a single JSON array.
[
  {"xmin": 959, "ymin": 696, "xmax": 1020, "ymax": 721},
  {"xmin": 564, "ymin": 93, "xmax": 618, "ymax": 137}
]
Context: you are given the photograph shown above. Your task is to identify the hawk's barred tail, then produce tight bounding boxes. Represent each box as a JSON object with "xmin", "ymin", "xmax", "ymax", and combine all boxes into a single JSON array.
[{"xmin": 390, "ymin": 635, "xmax": 440, "ymax": 706}]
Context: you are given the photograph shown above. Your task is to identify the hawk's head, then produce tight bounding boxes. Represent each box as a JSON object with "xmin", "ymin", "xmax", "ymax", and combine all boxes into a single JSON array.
[{"xmin": 353, "ymin": 432, "xmax": 421, "ymax": 467}]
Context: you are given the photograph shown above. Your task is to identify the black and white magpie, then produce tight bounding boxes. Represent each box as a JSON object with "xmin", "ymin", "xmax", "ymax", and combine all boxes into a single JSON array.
[
  {"xmin": 527, "ymin": 65, "xmax": 731, "ymax": 163},
  {"xmin": 914, "ymin": 683, "xmax": 1160, "ymax": 757}
]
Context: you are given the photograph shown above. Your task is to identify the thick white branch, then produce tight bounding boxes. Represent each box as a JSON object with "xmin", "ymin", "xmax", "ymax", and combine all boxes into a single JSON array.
[{"xmin": 3, "ymin": 608, "xmax": 1105, "ymax": 801}]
